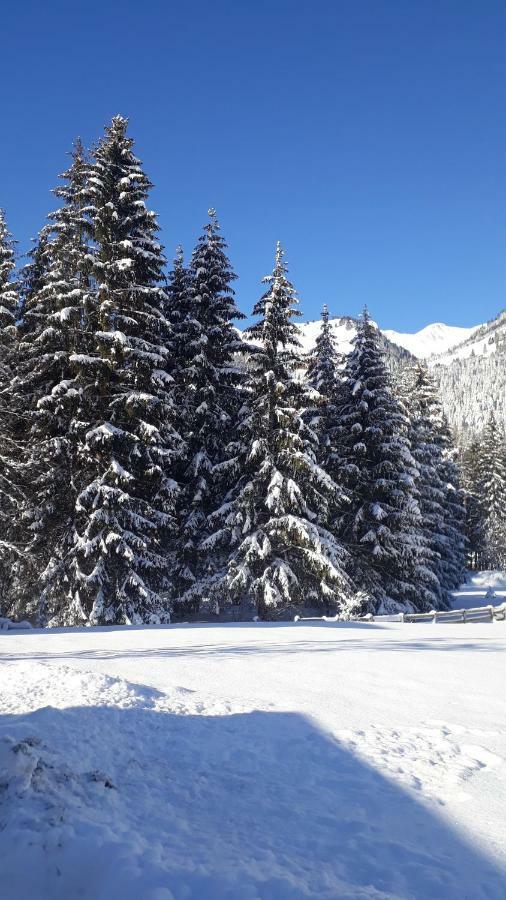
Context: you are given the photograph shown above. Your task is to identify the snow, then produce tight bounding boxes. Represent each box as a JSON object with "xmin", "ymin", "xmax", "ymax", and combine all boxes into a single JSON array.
[
  {"xmin": 284, "ymin": 317, "xmax": 482, "ymax": 362},
  {"xmin": 1, "ymin": 588, "xmax": 506, "ymax": 898},
  {"xmin": 451, "ymin": 570, "xmax": 506, "ymax": 610},
  {"xmin": 383, "ymin": 322, "xmax": 480, "ymax": 360},
  {"xmin": 295, "ymin": 316, "xmax": 358, "ymax": 356}
]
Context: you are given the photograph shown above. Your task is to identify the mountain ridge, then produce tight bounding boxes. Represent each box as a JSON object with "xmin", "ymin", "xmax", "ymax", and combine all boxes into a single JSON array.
[{"xmin": 291, "ymin": 310, "xmax": 506, "ymax": 438}]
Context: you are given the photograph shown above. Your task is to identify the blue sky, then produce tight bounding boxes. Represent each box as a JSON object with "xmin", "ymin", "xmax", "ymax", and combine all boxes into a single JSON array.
[{"xmin": 1, "ymin": 0, "xmax": 505, "ymax": 330}]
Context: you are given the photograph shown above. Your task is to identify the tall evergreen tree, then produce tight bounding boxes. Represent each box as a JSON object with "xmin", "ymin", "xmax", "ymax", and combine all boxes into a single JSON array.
[
  {"xmin": 163, "ymin": 246, "xmax": 197, "ymax": 603},
  {"xmin": 336, "ymin": 310, "xmax": 435, "ymax": 612},
  {"xmin": 0, "ymin": 210, "xmax": 18, "ymax": 361},
  {"xmin": 60, "ymin": 116, "xmax": 182, "ymax": 625},
  {"xmin": 17, "ymin": 232, "xmax": 52, "ymax": 318},
  {"xmin": 165, "ymin": 246, "xmax": 193, "ymax": 355},
  {"xmin": 460, "ymin": 439, "xmax": 486, "ymax": 569},
  {"xmin": 12, "ymin": 141, "xmax": 94, "ymax": 621},
  {"xmin": 305, "ymin": 304, "xmax": 345, "ymax": 483},
  {"xmin": 437, "ymin": 414, "xmax": 467, "ymax": 588},
  {"xmin": 206, "ymin": 244, "xmax": 354, "ymax": 619},
  {"xmin": 306, "ymin": 305, "xmax": 341, "ymax": 396},
  {"xmin": 400, "ymin": 363, "xmax": 465, "ymax": 605},
  {"xmin": 172, "ymin": 211, "xmax": 245, "ymax": 613},
  {"xmin": 479, "ymin": 413, "xmax": 506, "ymax": 567},
  {"xmin": 0, "ymin": 211, "xmax": 25, "ymax": 614}
]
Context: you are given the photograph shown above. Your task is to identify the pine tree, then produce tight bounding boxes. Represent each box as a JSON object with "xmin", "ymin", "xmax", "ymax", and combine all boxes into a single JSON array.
[
  {"xmin": 172, "ymin": 211, "xmax": 245, "ymax": 614},
  {"xmin": 437, "ymin": 414, "xmax": 467, "ymax": 588},
  {"xmin": 305, "ymin": 304, "xmax": 345, "ymax": 484},
  {"xmin": 12, "ymin": 141, "xmax": 93, "ymax": 622},
  {"xmin": 17, "ymin": 232, "xmax": 52, "ymax": 317},
  {"xmin": 306, "ymin": 305, "xmax": 341, "ymax": 396},
  {"xmin": 61, "ymin": 116, "xmax": 182, "ymax": 625},
  {"xmin": 336, "ymin": 310, "xmax": 433, "ymax": 613},
  {"xmin": 479, "ymin": 413, "xmax": 506, "ymax": 568},
  {"xmin": 401, "ymin": 363, "xmax": 465, "ymax": 605},
  {"xmin": 206, "ymin": 244, "xmax": 354, "ymax": 619},
  {"xmin": 0, "ymin": 211, "xmax": 25, "ymax": 615},
  {"xmin": 165, "ymin": 246, "xmax": 193, "ymax": 355},
  {"xmin": 0, "ymin": 210, "xmax": 18, "ymax": 355},
  {"xmin": 461, "ymin": 439, "xmax": 486, "ymax": 569}
]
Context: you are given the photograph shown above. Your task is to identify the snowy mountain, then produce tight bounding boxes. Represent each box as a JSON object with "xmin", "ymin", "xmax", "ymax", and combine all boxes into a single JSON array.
[
  {"xmin": 429, "ymin": 311, "xmax": 506, "ymax": 438},
  {"xmin": 295, "ymin": 315, "xmax": 415, "ymax": 367},
  {"xmin": 293, "ymin": 311, "xmax": 506, "ymax": 438},
  {"xmin": 430, "ymin": 310, "xmax": 506, "ymax": 364},
  {"xmin": 383, "ymin": 322, "xmax": 479, "ymax": 359},
  {"xmin": 296, "ymin": 316, "xmax": 480, "ymax": 362}
]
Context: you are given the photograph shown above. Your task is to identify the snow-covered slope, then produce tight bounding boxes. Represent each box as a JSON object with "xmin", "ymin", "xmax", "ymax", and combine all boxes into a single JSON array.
[
  {"xmin": 294, "ymin": 315, "xmax": 358, "ymax": 355},
  {"xmin": 294, "ymin": 316, "xmax": 481, "ymax": 361},
  {"xmin": 293, "ymin": 311, "xmax": 506, "ymax": 437},
  {"xmin": 1, "ymin": 577, "xmax": 506, "ymax": 899},
  {"xmin": 431, "ymin": 310, "xmax": 506, "ymax": 365},
  {"xmin": 383, "ymin": 322, "xmax": 479, "ymax": 359},
  {"xmin": 428, "ymin": 311, "xmax": 506, "ymax": 436},
  {"xmin": 294, "ymin": 315, "xmax": 415, "ymax": 367}
]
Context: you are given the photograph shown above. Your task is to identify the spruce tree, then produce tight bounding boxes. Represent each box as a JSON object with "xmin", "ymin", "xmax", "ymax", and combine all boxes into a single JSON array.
[
  {"xmin": 461, "ymin": 439, "xmax": 486, "ymax": 569},
  {"xmin": 437, "ymin": 414, "xmax": 467, "ymax": 588},
  {"xmin": 479, "ymin": 413, "xmax": 506, "ymax": 568},
  {"xmin": 207, "ymin": 244, "xmax": 354, "ymax": 619},
  {"xmin": 173, "ymin": 211, "xmax": 245, "ymax": 614},
  {"xmin": 62, "ymin": 116, "xmax": 182, "ymax": 625},
  {"xmin": 17, "ymin": 232, "xmax": 52, "ymax": 317},
  {"xmin": 305, "ymin": 304, "xmax": 345, "ymax": 484},
  {"xmin": 12, "ymin": 141, "xmax": 93, "ymax": 622},
  {"xmin": 0, "ymin": 211, "xmax": 24, "ymax": 615},
  {"xmin": 0, "ymin": 210, "xmax": 18, "ymax": 361},
  {"xmin": 401, "ymin": 363, "xmax": 465, "ymax": 605},
  {"xmin": 336, "ymin": 310, "xmax": 434, "ymax": 612}
]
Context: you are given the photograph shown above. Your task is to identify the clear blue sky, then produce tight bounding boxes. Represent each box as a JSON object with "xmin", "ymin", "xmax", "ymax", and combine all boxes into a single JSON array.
[{"xmin": 1, "ymin": 0, "xmax": 505, "ymax": 330}]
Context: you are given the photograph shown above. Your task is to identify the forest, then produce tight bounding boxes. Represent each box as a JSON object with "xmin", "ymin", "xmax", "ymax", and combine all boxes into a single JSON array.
[{"xmin": 0, "ymin": 116, "xmax": 504, "ymax": 626}]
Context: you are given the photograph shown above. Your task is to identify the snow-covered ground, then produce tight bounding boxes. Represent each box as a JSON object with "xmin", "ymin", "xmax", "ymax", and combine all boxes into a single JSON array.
[
  {"xmin": 1, "ymin": 583, "xmax": 506, "ymax": 898},
  {"xmin": 451, "ymin": 570, "xmax": 506, "ymax": 610}
]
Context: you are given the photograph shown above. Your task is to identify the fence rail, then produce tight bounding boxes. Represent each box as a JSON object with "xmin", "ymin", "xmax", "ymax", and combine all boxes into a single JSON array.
[{"xmin": 294, "ymin": 602, "xmax": 506, "ymax": 625}]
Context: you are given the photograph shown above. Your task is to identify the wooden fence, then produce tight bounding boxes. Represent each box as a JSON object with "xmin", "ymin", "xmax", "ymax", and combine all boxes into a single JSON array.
[{"xmin": 294, "ymin": 602, "xmax": 506, "ymax": 625}]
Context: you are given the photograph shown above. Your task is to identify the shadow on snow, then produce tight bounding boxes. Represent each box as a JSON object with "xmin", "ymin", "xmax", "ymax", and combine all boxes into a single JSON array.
[
  {"xmin": 0, "ymin": 701, "xmax": 504, "ymax": 899},
  {"xmin": 1, "ymin": 633, "xmax": 504, "ymax": 663}
]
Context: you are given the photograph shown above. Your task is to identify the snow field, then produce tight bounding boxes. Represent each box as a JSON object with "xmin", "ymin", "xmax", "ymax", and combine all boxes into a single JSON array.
[
  {"xmin": 451, "ymin": 569, "xmax": 506, "ymax": 609},
  {"xmin": 1, "ymin": 612, "xmax": 506, "ymax": 898}
]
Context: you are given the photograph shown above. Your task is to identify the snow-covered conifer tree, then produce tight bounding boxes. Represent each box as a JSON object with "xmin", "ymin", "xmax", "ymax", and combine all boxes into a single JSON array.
[
  {"xmin": 0, "ymin": 210, "xmax": 18, "ymax": 362},
  {"xmin": 336, "ymin": 310, "xmax": 434, "ymax": 612},
  {"xmin": 401, "ymin": 363, "xmax": 465, "ymax": 605},
  {"xmin": 172, "ymin": 211, "xmax": 245, "ymax": 613},
  {"xmin": 479, "ymin": 413, "xmax": 506, "ymax": 567},
  {"xmin": 437, "ymin": 414, "xmax": 467, "ymax": 588},
  {"xmin": 207, "ymin": 244, "xmax": 354, "ymax": 619},
  {"xmin": 163, "ymin": 246, "xmax": 198, "ymax": 602},
  {"xmin": 460, "ymin": 439, "xmax": 486, "ymax": 569},
  {"xmin": 18, "ymin": 232, "xmax": 51, "ymax": 317},
  {"xmin": 0, "ymin": 211, "xmax": 25, "ymax": 614},
  {"xmin": 305, "ymin": 304, "xmax": 345, "ymax": 480},
  {"xmin": 62, "ymin": 116, "xmax": 182, "ymax": 625},
  {"xmin": 12, "ymin": 141, "xmax": 94, "ymax": 621}
]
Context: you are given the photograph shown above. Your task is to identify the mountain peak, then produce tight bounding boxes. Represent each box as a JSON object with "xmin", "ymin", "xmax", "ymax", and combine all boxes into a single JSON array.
[{"xmin": 382, "ymin": 322, "xmax": 480, "ymax": 359}]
